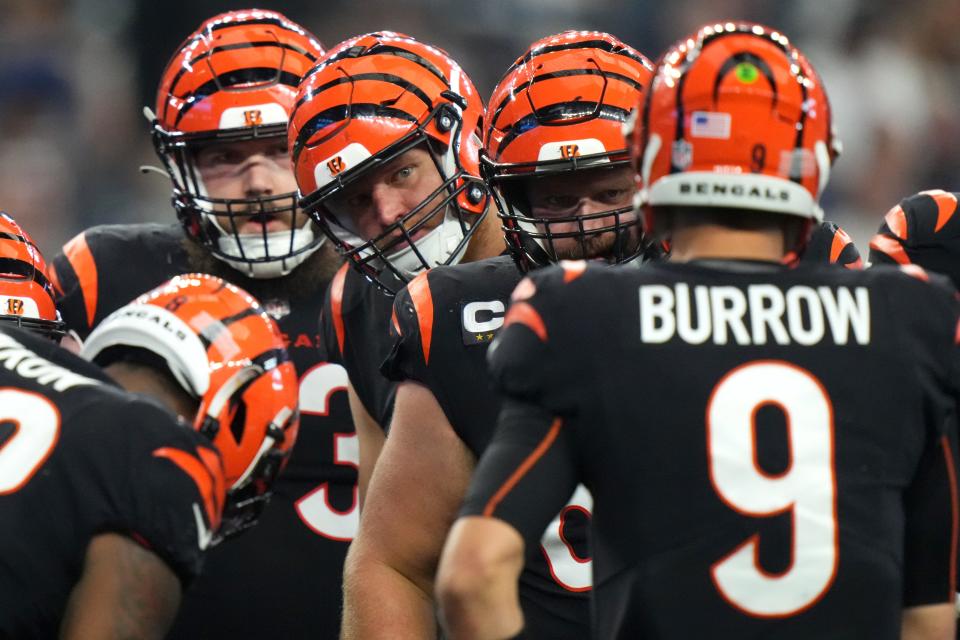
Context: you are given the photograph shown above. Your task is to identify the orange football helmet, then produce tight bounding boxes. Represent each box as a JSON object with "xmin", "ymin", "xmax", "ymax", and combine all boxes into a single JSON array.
[
  {"xmin": 290, "ymin": 31, "xmax": 488, "ymax": 293},
  {"xmin": 151, "ymin": 10, "xmax": 326, "ymax": 279},
  {"xmin": 631, "ymin": 22, "xmax": 839, "ymax": 240},
  {"xmin": 0, "ymin": 212, "xmax": 65, "ymax": 341},
  {"xmin": 483, "ymin": 31, "xmax": 654, "ymax": 270},
  {"xmin": 81, "ymin": 274, "xmax": 299, "ymax": 541}
]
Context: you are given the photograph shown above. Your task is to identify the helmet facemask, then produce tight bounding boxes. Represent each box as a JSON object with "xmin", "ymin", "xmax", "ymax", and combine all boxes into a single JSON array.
[
  {"xmin": 484, "ymin": 151, "xmax": 642, "ymax": 272},
  {"xmin": 301, "ymin": 102, "xmax": 489, "ymax": 295},
  {"xmin": 152, "ymin": 121, "xmax": 324, "ymax": 279}
]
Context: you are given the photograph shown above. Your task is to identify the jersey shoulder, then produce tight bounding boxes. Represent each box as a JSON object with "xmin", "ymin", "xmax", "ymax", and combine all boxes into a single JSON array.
[
  {"xmin": 73, "ymin": 391, "xmax": 224, "ymax": 584},
  {"xmin": 800, "ymin": 220, "xmax": 862, "ymax": 268},
  {"xmin": 869, "ymin": 190, "xmax": 960, "ymax": 286},
  {"xmin": 384, "ymin": 255, "xmax": 519, "ymax": 375},
  {"xmin": 51, "ymin": 223, "xmax": 188, "ymax": 337}
]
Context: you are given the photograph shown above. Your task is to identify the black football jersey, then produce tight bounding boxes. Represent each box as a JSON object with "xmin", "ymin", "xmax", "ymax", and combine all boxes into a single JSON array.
[
  {"xmin": 869, "ymin": 189, "xmax": 960, "ymax": 287},
  {"xmin": 800, "ymin": 220, "xmax": 862, "ymax": 267},
  {"xmin": 464, "ymin": 259, "xmax": 960, "ymax": 639},
  {"xmin": 51, "ymin": 223, "xmax": 356, "ymax": 639},
  {"xmin": 0, "ymin": 326, "xmax": 221, "ymax": 639},
  {"xmin": 381, "ymin": 254, "xmax": 590, "ymax": 639},
  {"xmin": 319, "ymin": 263, "xmax": 399, "ymax": 429}
]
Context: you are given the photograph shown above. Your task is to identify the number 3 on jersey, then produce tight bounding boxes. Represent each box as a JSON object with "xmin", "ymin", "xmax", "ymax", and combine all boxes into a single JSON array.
[
  {"xmin": 707, "ymin": 360, "xmax": 837, "ymax": 618},
  {"xmin": 294, "ymin": 363, "xmax": 359, "ymax": 541},
  {"xmin": 0, "ymin": 388, "xmax": 61, "ymax": 494}
]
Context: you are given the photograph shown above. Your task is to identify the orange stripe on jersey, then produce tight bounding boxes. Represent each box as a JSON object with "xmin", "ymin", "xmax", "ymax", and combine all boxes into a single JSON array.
[
  {"xmin": 390, "ymin": 306, "xmax": 402, "ymax": 336},
  {"xmin": 406, "ymin": 271, "xmax": 434, "ymax": 366},
  {"xmin": 561, "ymin": 260, "xmax": 586, "ymax": 283},
  {"xmin": 955, "ymin": 316, "xmax": 960, "ymax": 345},
  {"xmin": 503, "ymin": 302, "xmax": 548, "ymax": 342},
  {"xmin": 868, "ymin": 235, "xmax": 910, "ymax": 265},
  {"xmin": 61, "ymin": 233, "xmax": 98, "ymax": 328},
  {"xmin": 153, "ymin": 446, "xmax": 226, "ymax": 530},
  {"xmin": 483, "ymin": 417, "xmax": 563, "ymax": 517},
  {"xmin": 898, "ymin": 264, "xmax": 929, "ymax": 282},
  {"xmin": 828, "ymin": 227, "xmax": 853, "ymax": 264},
  {"xmin": 47, "ymin": 264, "xmax": 64, "ymax": 296},
  {"xmin": 919, "ymin": 190, "xmax": 959, "ymax": 233},
  {"xmin": 883, "ymin": 205, "xmax": 908, "ymax": 240},
  {"xmin": 941, "ymin": 435, "xmax": 959, "ymax": 597},
  {"xmin": 330, "ymin": 263, "xmax": 349, "ymax": 355}
]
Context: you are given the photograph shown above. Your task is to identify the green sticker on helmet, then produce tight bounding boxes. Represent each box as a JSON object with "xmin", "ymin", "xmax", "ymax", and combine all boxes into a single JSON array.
[{"xmin": 735, "ymin": 62, "xmax": 759, "ymax": 84}]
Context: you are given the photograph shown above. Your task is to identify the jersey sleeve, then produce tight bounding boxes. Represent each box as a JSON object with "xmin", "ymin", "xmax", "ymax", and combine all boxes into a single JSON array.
[
  {"xmin": 886, "ymin": 267, "xmax": 960, "ymax": 604},
  {"xmin": 869, "ymin": 190, "xmax": 960, "ymax": 288},
  {"xmin": 901, "ymin": 426, "xmax": 959, "ymax": 606},
  {"xmin": 486, "ymin": 264, "xmax": 586, "ymax": 413},
  {"xmin": 317, "ymin": 263, "xmax": 348, "ymax": 364},
  {"xmin": 50, "ymin": 231, "xmax": 100, "ymax": 339},
  {"xmin": 461, "ymin": 264, "xmax": 589, "ymax": 544},
  {"xmin": 380, "ymin": 271, "xmax": 433, "ymax": 387},
  {"xmin": 460, "ymin": 397, "xmax": 580, "ymax": 551},
  {"xmin": 106, "ymin": 400, "xmax": 226, "ymax": 586},
  {"xmin": 797, "ymin": 220, "xmax": 862, "ymax": 268}
]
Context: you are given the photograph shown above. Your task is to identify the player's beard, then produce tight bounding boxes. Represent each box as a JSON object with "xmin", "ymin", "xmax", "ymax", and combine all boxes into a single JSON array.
[
  {"xmin": 181, "ymin": 237, "xmax": 343, "ymax": 304},
  {"xmin": 552, "ymin": 225, "xmax": 642, "ymax": 262}
]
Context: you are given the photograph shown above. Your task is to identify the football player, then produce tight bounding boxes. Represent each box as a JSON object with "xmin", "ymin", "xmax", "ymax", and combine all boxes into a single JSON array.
[
  {"xmin": 289, "ymin": 31, "xmax": 504, "ymax": 503},
  {"xmin": 48, "ymin": 11, "xmax": 355, "ymax": 638},
  {"xmin": 438, "ymin": 23, "xmax": 958, "ymax": 640},
  {"xmin": 288, "ymin": 34, "xmax": 508, "ymax": 636},
  {"xmin": 869, "ymin": 189, "xmax": 960, "ymax": 286},
  {"xmin": 349, "ymin": 31, "xmax": 655, "ymax": 639},
  {"xmin": 1, "ymin": 218, "xmax": 298, "ymax": 637}
]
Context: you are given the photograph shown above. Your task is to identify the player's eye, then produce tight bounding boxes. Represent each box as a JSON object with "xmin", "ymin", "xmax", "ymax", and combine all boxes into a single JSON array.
[
  {"xmin": 541, "ymin": 195, "xmax": 579, "ymax": 210},
  {"xmin": 597, "ymin": 188, "xmax": 631, "ymax": 204},
  {"xmin": 391, "ymin": 165, "xmax": 416, "ymax": 183}
]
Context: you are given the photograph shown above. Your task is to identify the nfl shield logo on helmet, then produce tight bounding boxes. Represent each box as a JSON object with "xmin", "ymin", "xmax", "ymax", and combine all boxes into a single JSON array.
[{"xmin": 671, "ymin": 140, "xmax": 693, "ymax": 170}]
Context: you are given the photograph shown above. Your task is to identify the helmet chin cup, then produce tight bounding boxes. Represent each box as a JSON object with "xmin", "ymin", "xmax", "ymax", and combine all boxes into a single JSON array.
[{"xmin": 215, "ymin": 225, "xmax": 324, "ymax": 279}]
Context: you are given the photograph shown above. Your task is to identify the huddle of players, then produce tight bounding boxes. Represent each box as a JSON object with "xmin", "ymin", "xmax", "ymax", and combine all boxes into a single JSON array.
[{"xmin": 0, "ymin": 9, "xmax": 956, "ymax": 640}]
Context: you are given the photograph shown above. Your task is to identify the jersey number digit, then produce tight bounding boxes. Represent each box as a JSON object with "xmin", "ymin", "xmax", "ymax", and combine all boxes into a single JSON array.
[
  {"xmin": 540, "ymin": 484, "xmax": 593, "ymax": 591},
  {"xmin": 0, "ymin": 388, "xmax": 60, "ymax": 494},
  {"xmin": 707, "ymin": 360, "xmax": 837, "ymax": 617},
  {"xmin": 294, "ymin": 364, "xmax": 359, "ymax": 541}
]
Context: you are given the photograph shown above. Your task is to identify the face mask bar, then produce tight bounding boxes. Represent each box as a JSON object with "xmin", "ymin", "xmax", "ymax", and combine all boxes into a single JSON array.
[
  {"xmin": 483, "ymin": 152, "xmax": 644, "ymax": 272},
  {"xmin": 0, "ymin": 314, "xmax": 66, "ymax": 342},
  {"xmin": 151, "ymin": 121, "xmax": 325, "ymax": 272},
  {"xmin": 301, "ymin": 103, "xmax": 489, "ymax": 296}
]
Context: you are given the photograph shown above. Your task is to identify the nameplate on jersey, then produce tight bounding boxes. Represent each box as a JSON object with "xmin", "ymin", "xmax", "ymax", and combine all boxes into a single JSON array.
[
  {"xmin": 461, "ymin": 300, "xmax": 505, "ymax": 346},
  {"xmin": 638, "ymin": 284, "xmax": 871, "ymax": 346}
]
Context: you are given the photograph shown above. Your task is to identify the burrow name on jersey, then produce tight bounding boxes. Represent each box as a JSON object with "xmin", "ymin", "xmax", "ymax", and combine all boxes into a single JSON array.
[
  {"xmin": 0, "ymin": 333, "xmax": 100, "ymax": 391},
  {"xmin": 639, "ymin": 284, "xmax": 870, "ymax": 346}
]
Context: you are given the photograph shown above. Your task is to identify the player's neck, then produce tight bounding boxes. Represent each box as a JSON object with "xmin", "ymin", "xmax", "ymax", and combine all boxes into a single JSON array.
[
  {"xmin": 460, "ymin": 207, "xmax": 506, "ymax": 264},
  {"xmin": 104, "ymin": 362, "xmax": 198, "ymax": 423},
  {"xmin": 668, "ymin": 224, "xmax": 786, "ymax": 263}
]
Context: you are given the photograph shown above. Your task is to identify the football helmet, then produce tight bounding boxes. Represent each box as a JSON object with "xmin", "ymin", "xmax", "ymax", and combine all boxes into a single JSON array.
[
  {"xmin": 0, "ymin": 212, "xmax": 66, "ymax": 340},
  {"xmin": 290, "ymin": 31, "xmax": 488, "ymax": 294},
  {"xmin": 483, "ymin": 31, "xmax": 654, "ymax": 271},
  {"xmin": 81, "ymin": 273, "xmax": 299, "ymax": 542},
  {"xmin": 631, "ymin": 22, "xmax": 839, "ymax": 239},
  {"xmin": 151, "ymin": 9, "xmax": 326, "ymax": 279}
]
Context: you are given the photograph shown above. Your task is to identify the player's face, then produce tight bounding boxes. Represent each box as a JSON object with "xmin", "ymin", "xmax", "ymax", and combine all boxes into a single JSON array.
[
  {"xmin": 324, "ymin": 147, "xmax": 447, "ymax": 254},
  {"xmin": 193, "ymin": 137, "xmax": 300, "ymax": 234},
  {"xmin": 524, "ymin": 165, "xmax": 637, "ymax": 260}
]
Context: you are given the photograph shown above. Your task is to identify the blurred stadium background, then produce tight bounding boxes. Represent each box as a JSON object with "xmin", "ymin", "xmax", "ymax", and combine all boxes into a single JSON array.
[{"xmin": 3, "ymin": 0, "xmax": 957, "ymax": 258}]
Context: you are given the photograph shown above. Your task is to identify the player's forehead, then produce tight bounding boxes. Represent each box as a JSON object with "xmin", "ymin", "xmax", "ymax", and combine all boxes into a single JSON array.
[
  {"xmin": 524, "ymin": 164, "xmax": 633, "ymax": 197},
  {"xmin": 192, "ymin": 136, "xmax": 287, "ymax": 157}
]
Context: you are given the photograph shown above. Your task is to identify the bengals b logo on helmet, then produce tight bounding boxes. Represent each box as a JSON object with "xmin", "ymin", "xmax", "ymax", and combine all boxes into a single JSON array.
[
  {"xmin": 243, "ymin": 109, "xmax": 263, "ymax": 126},
  {"xmin": 560, "ymin": 144, "xmax": 580, "ymax": 159},
  {"xmin": 6, "ymin": 298, "xmax": 24, "ymax": 316},
  {"xmin": 326, "ymin": 156, "xmax": 345, "ymax": 176}
]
